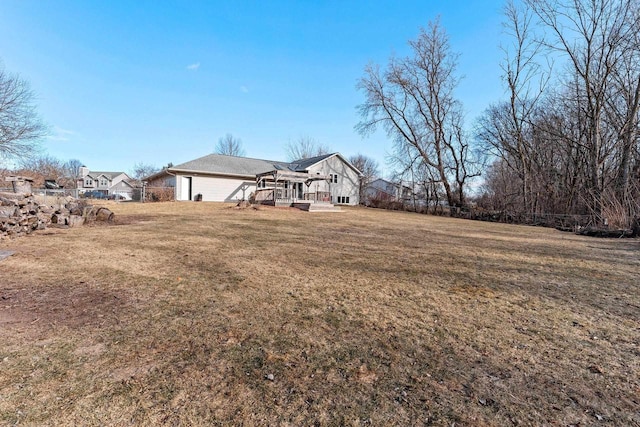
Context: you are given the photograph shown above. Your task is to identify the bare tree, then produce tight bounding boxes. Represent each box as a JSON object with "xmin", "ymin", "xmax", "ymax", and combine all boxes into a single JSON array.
[
  {"xmin": 387, "ymin": 145, "xmax": 453, "ymax": 213},
  {"xmin": 349, "ymin": 153, "xmax": 380, "ymax": 204},
  {"xmin": 475, "ymin": 0, "xmax": 640, "ymax": 229},
  {"xmin": 356, "ymin": 18, "xmax": 478, "ymax": 208},
  {"xmin": 16, "ymin": 155, "xmax": 64, "ymax": 187},
  {"xmin": 215, "ymin": 134, "xmax": 246, "ymax": 157},
  {"xmin": 606, "ymin": 12, "xmax": 640, "ymax": 206},
  {"xmin": 0, "ymin": 63, "xmax": 47, "ymax": 161},
  {"xmin": 131, "ymin": 162, "xmax": 160, "ymax": 180},
  {"xmin": 62, "ymin": 159, "xmax": 83, "ymax": 188},
  {"xmin": 524, "ymin": 0, "xmax": 637, "ymax": 218},
  {"xmin": 64, "ymin": 159, "xmax": 83, "ymax": 178},
  {"xmin": 285, "ymin": 136, "xmax": 331, "ymax": 161},
  {"xmin": 477, "ymin": 0, "xmax": 549, "ymax": 215},
  {"xmin": 478, "ymin": 158, "xmax": 523, "ymax": 212}
]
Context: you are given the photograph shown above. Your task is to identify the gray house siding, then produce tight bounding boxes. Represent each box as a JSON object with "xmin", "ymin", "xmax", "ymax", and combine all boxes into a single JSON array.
[{"xmin": 306, "ymin": 155, "xmax": 360, "ymax": 205}]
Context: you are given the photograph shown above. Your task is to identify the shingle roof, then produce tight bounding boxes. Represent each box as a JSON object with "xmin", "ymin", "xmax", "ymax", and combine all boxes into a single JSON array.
[
  {"xmin": 370, "ymin": 178, "xmax": 413, "ymax": 191},
  {"xmin": 288, "ymin": 153, "xmax": 336, "ymax": 171},
  {"xmin": 145, "ymin": 151, "xmax": 361, "ymax": 181},
  {"xmin": 170, "ymin": 154, "xmax": 292, "ymax": 177},
  {"xmin": 86, "ymin": 171, "xmax": 127, "ymax": 180}
]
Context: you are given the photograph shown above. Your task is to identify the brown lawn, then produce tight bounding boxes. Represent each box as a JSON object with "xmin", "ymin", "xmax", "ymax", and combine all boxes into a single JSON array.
[{"xmin": 0, "ymin": 202, "xmax": 638, "ymax": 426}]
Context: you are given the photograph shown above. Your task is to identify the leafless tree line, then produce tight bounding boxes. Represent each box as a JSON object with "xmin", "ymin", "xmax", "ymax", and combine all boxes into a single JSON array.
[
  {"xmin": 1, "ymin": 156, "xmax": 84, "ymax": 189},
  {"xmin": 477, "ymin": 0, "xmax": 640, "ymax": 228},
  {"xmin": 356, "ymin": 18, "xmax": 481, "ymax": 210},
  {"xmin": 357, "ymin": 1, "xmax": 640, "ymax": 228}
]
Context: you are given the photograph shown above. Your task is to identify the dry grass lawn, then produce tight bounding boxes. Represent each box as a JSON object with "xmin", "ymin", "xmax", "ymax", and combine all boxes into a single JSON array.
[{"xmin": 0, "ymin": 202, "xmax": 638, "ymax": 426}]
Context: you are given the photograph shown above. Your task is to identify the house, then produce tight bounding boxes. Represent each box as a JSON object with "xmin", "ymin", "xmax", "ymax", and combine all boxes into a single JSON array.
[
  {"xmin": 364, "ymin": 178, "xmax": 414, "ymax": 205},
  {"xmin": 144, "ymin": 152, "xmax": 362, "ymax": 206},
  {"xmin": 77, "ymin": 166, "xmax": 134, "ymax": 197}
]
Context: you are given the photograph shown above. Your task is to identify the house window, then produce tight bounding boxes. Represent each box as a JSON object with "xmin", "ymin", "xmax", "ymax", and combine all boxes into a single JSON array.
[
  {"xmin": 330, "ymin": 174, "xmax": 338, "ymax": 183},
  {"xmin": 100, "ymin": 179, "xmax": 108, "ymax": 186},
  {"xmin": 85, "ymin": 179, "xmax": 93, "ymax": 186},
  {"xmin": 336, "ymin": 196, "xmax": 349, "ymax": 204}
]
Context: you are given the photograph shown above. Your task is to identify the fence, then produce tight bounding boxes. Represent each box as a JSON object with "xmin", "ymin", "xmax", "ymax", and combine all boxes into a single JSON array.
[
  {"xmin": 362, "ymin": 193, "xmax": 598, "ymax": 230},
  {"xmin": 462, "ymin": 210, "xmax": 594, "ymax": 230},
  {"xmin": 1, "ymin": 187, "xmax": 143, "ymax": 203},
  {"xmin": 31, "ymin": 189, "xmax": 79, "ymax": 206}
]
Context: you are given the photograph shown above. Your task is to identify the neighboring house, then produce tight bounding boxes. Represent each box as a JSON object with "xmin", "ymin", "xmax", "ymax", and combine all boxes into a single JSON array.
[
  {"xmin": 144, "ymin": 152, "xmax": 362, "ymax": 206},
  {"xmin": 365, "ymin": 178, "xmax": 413, "ymax": 205},
  {"xmin": 77, "ymin": 166, "xmax": 134, "ymax": 197}
]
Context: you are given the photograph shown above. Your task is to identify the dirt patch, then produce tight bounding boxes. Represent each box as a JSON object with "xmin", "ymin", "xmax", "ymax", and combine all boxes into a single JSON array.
[{"xmin": 0, "ymin": 283, "xmax": 131, "ymax": 334}]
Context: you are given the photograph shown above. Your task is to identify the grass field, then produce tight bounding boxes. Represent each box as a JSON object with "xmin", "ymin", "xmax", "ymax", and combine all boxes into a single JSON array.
[{"xmin": 0, "ymin": 202, "xmax": 638, "ymax": 426}]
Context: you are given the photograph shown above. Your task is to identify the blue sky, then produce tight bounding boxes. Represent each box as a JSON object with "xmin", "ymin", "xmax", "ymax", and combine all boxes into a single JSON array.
[{"xmin": 1, "ymin": 0, "xmax": 507, "ymax": 175}]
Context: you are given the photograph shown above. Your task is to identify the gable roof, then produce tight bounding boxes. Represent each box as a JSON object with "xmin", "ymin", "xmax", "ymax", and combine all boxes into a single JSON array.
[
  {"xmin": 170, "ymin": 153, "xmax": 291, "ymax": 177},
  {"xmin": 84, "ymin": 171, "xmax": 128, "ymax": 180},
  {"xmin": 144, "ymin": 152, "xmax": 362, "ymax": 180},
  {"xmin": 289, "ymin": 152, "xmax": 363, "ymax": 176},
  {"xmin": 370, "ymin": 178, "xmax": 413, "ymax": 191},
  {"xmin": 115, "ymin": 179, "xmax": 135, "ymax": 188},
  {"xmin": 288, "ymin": 153, "xmax": 335, "ymax": 171}
]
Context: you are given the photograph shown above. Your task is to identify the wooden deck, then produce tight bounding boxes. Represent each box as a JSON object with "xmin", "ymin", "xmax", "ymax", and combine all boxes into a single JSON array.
[{"xmin": 254, "ymin": 188, "xmax": 338, "ymax": 210}]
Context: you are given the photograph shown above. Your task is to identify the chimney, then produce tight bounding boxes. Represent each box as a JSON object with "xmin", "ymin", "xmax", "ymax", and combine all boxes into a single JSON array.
[{"xmin": 79, "ymin": 166, "xmax": 89, "ymax": 177}]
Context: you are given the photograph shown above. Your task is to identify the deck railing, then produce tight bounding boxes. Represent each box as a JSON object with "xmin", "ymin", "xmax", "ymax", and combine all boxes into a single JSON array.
[
  {"xmin": 304, "ymin": 191, "xmax": 331, "ymax": 203},
  {"xmin": 253, "ymin": 189, "xmax": 332, "ymax": 204}
]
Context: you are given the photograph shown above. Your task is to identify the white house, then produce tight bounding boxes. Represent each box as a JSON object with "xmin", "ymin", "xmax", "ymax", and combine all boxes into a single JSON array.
[
  {"xmin": 76, "ymin": 167, "xmax": 134, "ymax": 197},
  {"xmin": 365, "ymin": 178, "xmax": 414, "ymax": 205},
  {"xmin": 144, "ymin": 153, "xmax": 362, "ymax": 206}
]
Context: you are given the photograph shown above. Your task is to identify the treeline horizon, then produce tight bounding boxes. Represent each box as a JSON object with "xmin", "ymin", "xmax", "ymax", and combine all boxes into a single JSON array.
[{"xmin": 357, "ymin": 0, "xmax": 640, "ymax": 229}]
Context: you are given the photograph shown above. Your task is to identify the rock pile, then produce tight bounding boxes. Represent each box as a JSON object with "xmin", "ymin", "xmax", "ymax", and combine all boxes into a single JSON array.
[
  {"xmin": 0, "ymin": 191, "xmax": 50, "ymax": 238},
  {"xmin": 0, "ymin": 191, "xmax": 114, "ymax": 239}
]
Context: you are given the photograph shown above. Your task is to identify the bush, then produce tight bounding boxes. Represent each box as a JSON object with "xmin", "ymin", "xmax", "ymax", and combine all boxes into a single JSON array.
[{"xmin": 145, "ymin": 187, "xmax": 174, "ymax": 202}]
